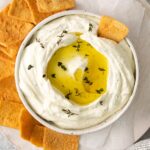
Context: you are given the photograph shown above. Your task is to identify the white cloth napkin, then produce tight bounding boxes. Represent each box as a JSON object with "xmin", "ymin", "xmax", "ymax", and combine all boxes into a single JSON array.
[{"xmin": 0, "ymin": 0, "xmax": 150, "ymax": 150}]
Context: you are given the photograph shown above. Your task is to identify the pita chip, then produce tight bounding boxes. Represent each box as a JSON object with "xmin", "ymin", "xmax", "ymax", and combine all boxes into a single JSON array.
[{"xmin": 98, "ymin": 16, "xmax": 129, "ymax": 42}]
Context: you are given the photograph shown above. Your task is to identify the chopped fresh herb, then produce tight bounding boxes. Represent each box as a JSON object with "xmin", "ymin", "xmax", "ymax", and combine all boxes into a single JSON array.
[
  {"xmin": 98, "ymin": 68, "xmax": 106, "ymax": 72},
  {"xmin": 57, "ymin": 62, "xmax": 67, "ymax": 71},
  {"xmin": 61, "ymin": 65, "xmax": 67, "ymax": 71},
  {"xmin": 96, "ymin": 88, "xmax": 104, "ymax": 94},
  {"xmin": 57, "ymin": 30, "xmax": 68, "ymax": 45},
  {"xmin": 74, "ymin": 88, "xmax": 81, "ymax": 96},
  {"xmin": 28, "ymin": 65, "xmax": 34, "ymax": 70},
  {"xmin": 100, "ymin": 101, "xmax": 103, "ymax": 105},
  {"xmin": 58, "ymin": 62, "xmax": 62, "ymax": 66},
  {"xmin": 36, "ymin": 38, "xmax": 45, "ymax": 48},
  {"xmin": 43, "ymin": 74, "xmax": 46, "ymax": 78},
  {"xmin": 83, "ymin": 77, "xmax": 93, "ymax": 85},
  {"xmin": 62, "ymin": 85, "xmax": 65, "ymax": 87},
  {"xmin": 57, "ymin": 39, "xmax": 62, "ymax": 45},
  {"xmin": 84, "ymin": 67, "xmax": 89, "ymax": 72},
  {"xmin": 57, "ymin": 35, "xmax": 64, "ymax": 38},
  {"xmin": 65, "ymin": 90, "xmax": 72, "ymax": 99},
  {"xmin": 72, "ymin": 42, "xmax": 80, "ymax": 51},
  {"xmin": 51, "ymin": 74, "xmax": 56, "ymax": 78},
  {"xmin": 62, "ymin": 109, "xmax": 78, "ymax": 117},
  {"xmin": 63, "ymin": 30, "xmax": 68, "ymax": 33},
  {"xmin": 85, "ymin": 54, "xmax": 89, "ymax": 57},
  {"xmin": 88, "ymin": 23, "xmax": 93, "ymax": 32}
]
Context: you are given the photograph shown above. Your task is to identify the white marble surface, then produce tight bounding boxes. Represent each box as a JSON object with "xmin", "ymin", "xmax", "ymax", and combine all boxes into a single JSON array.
[{"xmin": 0, "ymin": 0, "xmax": 150, "ymax": 150}]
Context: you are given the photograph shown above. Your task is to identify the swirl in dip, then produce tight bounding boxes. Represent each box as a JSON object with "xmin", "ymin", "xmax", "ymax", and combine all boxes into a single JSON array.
[{"xmin": 19, "ymin": 14, "xmax": 135, "ymax": 129}]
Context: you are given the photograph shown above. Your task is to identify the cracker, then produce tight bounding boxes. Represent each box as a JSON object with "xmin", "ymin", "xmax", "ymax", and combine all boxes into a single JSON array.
[
  {"xmin": 8, "ymin": 0, "xmax": 34, "ymax": 23},
  {"xmin": 36, "ymin": 0, "xmax": 75, "ymax": 13},
  {"xmin": 0, "ymin": 100, "xmax": 24, "ymax": 129},
  {"xmin": 0, "ymin": 76, "xmax": 21, "ymax": 103},
  {"xmin": 19, "ymin": 108, "xmax": 41, "ymax": 140},
  {"xmin": 0, "ymin": 5, "xmax": 34, "ymax": 47},
  {"xmin": 0, "ymin": 57, "xmax": 14, "ymax": 80},
  {"xmin": 25, "ymin": 0, "xmax": 52, "ymax": 24},
  {"xmin": 43, "ymin": 127, "xmax": 79, "ymax": 150},
  {"xmin": 98, "ymin": 16, "xmax": 129, "ymax": 42},
  {"xmin": 30, "ymin": 125, "xmax": 44, "ymax": 147}
]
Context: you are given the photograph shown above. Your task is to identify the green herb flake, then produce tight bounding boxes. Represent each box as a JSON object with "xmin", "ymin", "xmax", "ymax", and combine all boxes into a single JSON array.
[
  {"xmin": 88, "ymin": 23, "xmax": 93, "ymax": 32},
  {"xmin": 43, "ymin": 74, "xmax": 46, "ymax": 78},
  {"xmin": 84, "ymin": 67, "xmax": 89, "ymax": 72},
  {"xmin": 74, "ymin": 88, "xmax": 81, "ymax": 96},
  {"xmin": 83, "ymin": 77, "xmax": 93, "ymax": 85},
  {"xmin": 100, "ymin": 101, "xmax": 103, "ymax": 105},
  {"xmin": 98, "ymin": 68, "xmax": 106, "ymax": 72},
  {"xmin": 28, "ymin": 65, "xmax": 34, "ymax": 70},
  {"xmin": 51, "ymin": 74, "xmax": 56, "ymax": 78},
  {"xmin": 65, "ymin": 90, "xmax": 72, "ymax": 99},
  {"xmin": 96, "ymin": 88, "xmax": 104, "ymax": 94},
  {"xmin": 57, "ymin": 62, "xmax": 67, "ymax": 71},
  {"xmin": 62, "ymin": 109, "xmax": 77, "ymax": 117}
]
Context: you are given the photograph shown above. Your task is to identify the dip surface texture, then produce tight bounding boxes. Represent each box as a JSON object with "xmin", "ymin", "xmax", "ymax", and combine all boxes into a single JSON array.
[{"xmin": 19, "ymin": 15, "xmax": 135, "ymax": 129}]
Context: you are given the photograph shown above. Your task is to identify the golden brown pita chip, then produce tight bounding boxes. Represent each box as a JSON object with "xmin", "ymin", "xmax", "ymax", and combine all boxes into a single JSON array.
[
  {"xmin": 0, "ymin": 50, "xmax": 15, "ymax": 64},
  {"xmin": 0, "ymin": 5, "xmax": 34, "ymax": 47},
  {"xmin": 0, "ymin": 58, "xmax": 14, "ymax": 80},
  {"xmin": 0, "ymin": 100, "xmax": 24, "ymax": 129},
  {"xmin": 30, "ymin": 125, "xmax": 44, "ymax": 147},
  {"xmin": 6, "ymin": 40, "xmax": 22, "ymax": 58},
  {"xmin": 0, "ymin": 76, "xmax": 21, "ymax": 103},
  {"xmin": 43, "ymin": 127, "xmax": 79, "ymax": 150},
  {"xmin": 25, "ymin": 0, "xmax": 52, "ymax": 24},
  {"xmin": 19, "ymin": 108, "xmax": 41, "ymax": 140},
  {"xmin": 36, "ymin": 0, "xmax": 75, "ymax": 13},
  {"xmin": 8, "ymin": 0, "xmax": 34, "ymax": 23},
  {"xmin": 98, "ymin": 16, "xmax": 129, "ymax": 42}
]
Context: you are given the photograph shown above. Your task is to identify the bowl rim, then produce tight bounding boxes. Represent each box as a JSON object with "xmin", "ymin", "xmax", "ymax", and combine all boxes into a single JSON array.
[{"xmin": 15, "ymin": 10, "xmax": 139, "ymax": 135}]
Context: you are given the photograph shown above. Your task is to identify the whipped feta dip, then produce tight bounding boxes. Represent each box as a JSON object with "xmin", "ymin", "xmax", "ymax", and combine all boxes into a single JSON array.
[{"xmin": 19, "ymin": 15, "xmax": 135, "ymax": 129}]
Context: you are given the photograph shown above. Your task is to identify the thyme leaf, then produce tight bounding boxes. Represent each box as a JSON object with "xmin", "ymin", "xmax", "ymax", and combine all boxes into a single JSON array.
[
  {"xmin": 84, "ymin": 67, "xmax": 89, "ymax": 72},
  {"xmin": 28, "ymin": 65, "xmax": 34, "ymax": 70},
  {"xmin": 65, "ymin": 90, "xmax": 72, "ymax": 99},
  {"xmin": 43, "ymin": 74, "xmax": 46, "ymax": 78},
  {"xmin": 74, "ymin": 88, "xmax": 81, "ymax": 96},
  {"xmin": 83, "ymin": 77, "xmax": 93, "ymax": 85},
  {"xmin": 62, "ymin": 109, "xmax": 78, "ymax": 117},
  {"xmin": 100, "ymin": 101, "xmax": 103, "ymax": 105},
  {"xmin": 51, "ymin": 74, "xmax": 56, "ymax": 78},
  {"xmin": 96, "ymin": 88, "xmax": 104, "ymax": 94},
  {"xmin": 98, "ymin": 68, "xmax": 106, "ymax": 72},
  {"xmin": 57, "ymin": 30, "xmax": 68, "ymax": 45},
  {"xmin": 36, "ymin": 38, "xmax": 45, "ymax": 48},
  {"xmin": 88, "ymin": 23, "xmax": 93, "ymax": 32},
  {"xmin": 57, "ymin": 62, "xmax": 67, "ymax": 71}
]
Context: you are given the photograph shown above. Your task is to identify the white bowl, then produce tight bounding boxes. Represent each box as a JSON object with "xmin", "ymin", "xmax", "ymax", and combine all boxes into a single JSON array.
[{"xmin": 15, "ymin": 10, "xmax": 139, "ymax": 135}]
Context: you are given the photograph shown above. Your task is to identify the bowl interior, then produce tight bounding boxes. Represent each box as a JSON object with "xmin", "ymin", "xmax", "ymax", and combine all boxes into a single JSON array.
[{"xmin": 15, "ymin": 10, "xmax": 139, "ymax": 135}]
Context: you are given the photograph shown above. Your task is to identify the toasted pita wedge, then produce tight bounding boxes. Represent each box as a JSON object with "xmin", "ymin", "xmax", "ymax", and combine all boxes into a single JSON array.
[
  {"xmin": 36, "ymin": 0, "xmax": 75, "ymax": 13},
  {"xmin": 25, "ymin": 0, "xmax": 52, "ymax": 24},
  {"xmin": 6, "ymin": 40, "xmax": 22, "ymax": 58},
  {"xmin": 43, "ymin": 127, "xmax": 79, "ymax": 150},
  {"xmin": 0, "ymin": 58, "xmax": 14, "ymax": 80},
  {"xmin": 0, "ymin": 5, "xmax": 34, "ymax": 47},
  {"xmin": 98, "ymin": 16, "xmax": 129, "ymax": 42},
  {"xmin": 30, "ymin": 125, "xmax": 44, "ymax": 147},
  {"xmin": 0, "ymin": 76, "xmax": 21, "ymax": 103},
  {"xmin": 19, "ymin": 108, "xmax": 41, "ymax": 140},
  {"xmin": 0, "ymin": 50, "xmax": 14, "ymax": 64},
  {"xmin": 8, "ymin": 0, "xmax": 34, "ymax": 23},
  {"xmin": 0, "ymin": 100, "xmax": 24, "ymax": 129}
]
